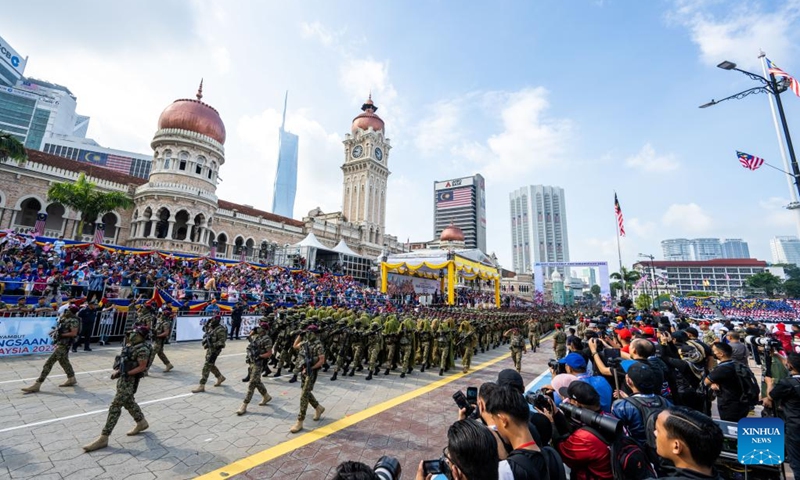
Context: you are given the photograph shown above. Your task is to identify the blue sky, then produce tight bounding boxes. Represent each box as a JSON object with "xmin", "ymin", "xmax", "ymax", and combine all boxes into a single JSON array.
[{"xmin": 6, "ymin": 0, "xmax": 800, "ymax": 270}]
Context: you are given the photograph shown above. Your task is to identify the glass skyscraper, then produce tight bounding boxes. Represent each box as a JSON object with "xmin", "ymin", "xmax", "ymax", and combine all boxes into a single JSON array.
[
  {"xmin": 271, "ymin": 93, "xmax": 298, "ymax": 219},
  {"xmin": 509, "ymin": 185, "xmax": 570, "ymax": 275}
]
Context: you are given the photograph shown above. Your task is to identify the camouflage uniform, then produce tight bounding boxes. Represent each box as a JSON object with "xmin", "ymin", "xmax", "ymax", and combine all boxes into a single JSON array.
[
  {"xmin": 329, "ymin": 322, "xmax": 350, "ymax": 380},
  {"xmin": 366, "ymin": 324, "xmax": 382, "ymax": 377},
  {"xmin": 436, "ymin": 326, "xmax": 451, "ymax": 375},
  {"xmin": 458, "ymin": 326, "xmax": 476, "ymax": 373},
  {"xmin": 199, "ymin": 321, "xmax": 227, "ymax": 385},
  {"xmin": 702, "ymin": 328, "xmax": 717, "ymax": 345},
  {"xmin": 528, "ymin": 319, "xmax": 541, "ymax": 352},
  {"xmin": 553, "ymin": 329, "xmax": 567, "ymax": 360},
  {"xmin": 398, "ymin": 325, "xmax": 414, "ymax": 376},
  {"xmin": 37, "ymin": 312, "xmax": 79, "ymax": 383},
  {"xmin": 101, "ymin": 341, "xmax": 150, "ymax": 435},
  {"xmin": 418, "ymin": 327, "xmax": 432, "ymax": 371},
  {"xmin": 296, "ymin": 333, "xmax": 324, "ymax": 422},
  {"xmin": 149, "ymin": 315, "xmax": 172, "ymax": 370},
  {"xmin": 383, "ymin": 331, "xmax": 399, "ymax": 373},
  {"xmin": 243, "ymin": 332, "xmax": 272, "ymax": 405},
  {"xmin": 349, "ymin": 326, "xmax": 365, "ymax": 375},
  {"xmin": 507, "ymin": 328, "xmax": 526, "ymax": 372}
]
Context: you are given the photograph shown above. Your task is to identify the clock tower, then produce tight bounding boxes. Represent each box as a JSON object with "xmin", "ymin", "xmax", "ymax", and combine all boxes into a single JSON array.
[{"xmin": 342, "ymin": 95, "xmax": 391, "ymax": 245}]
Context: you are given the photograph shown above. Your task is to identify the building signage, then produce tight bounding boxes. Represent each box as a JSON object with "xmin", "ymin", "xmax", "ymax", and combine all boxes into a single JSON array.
[
  {"xmin": 0, "ymin": 35, "xmax": 27, "ymax": 76},
  {"xmin": 435, "ymin": 176, "xmax": 474, "ymax": 191}
]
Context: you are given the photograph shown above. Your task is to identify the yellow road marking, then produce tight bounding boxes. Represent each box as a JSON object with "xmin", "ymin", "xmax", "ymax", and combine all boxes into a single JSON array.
[{"xmin": 195, "ymin": 352, "xmax": 511, "ymax": 479}]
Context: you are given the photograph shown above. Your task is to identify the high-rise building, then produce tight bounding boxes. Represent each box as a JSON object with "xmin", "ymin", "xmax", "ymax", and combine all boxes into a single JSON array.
[
  {"xmin": 0, "ymin": 87, "xmax": 49, "ymax": 149},
  {"xmin": 771, "ymin": 236, "xmax": 800, "ymax": 267},
  {"xmin": 41, "ymin": 136, "xmax": 152, "ymax": 179},
  {"xmin": 661, "ymin": 239, "xmax": 693, "ymax": 261},
  {"xmin": 692, "ymin": 238, "xmax": 724, "ymax": 261},
  {"xmin": 509, "ymin": 185, "xmax": 569, "ymax": 275},
  {"xmin": 271, "ymin": 92, "xmax": 299, "ymax": 218},
  {"xmin": 434, "ymin": 174, "xmax": 486, "ymax": 252},
  {"xmin": 0, "ymin": 34, "xmax": 27, "ymax": 87},
  {"xmin": 722, "ymin": 238, "xmax": 750, "ymax": 259}
]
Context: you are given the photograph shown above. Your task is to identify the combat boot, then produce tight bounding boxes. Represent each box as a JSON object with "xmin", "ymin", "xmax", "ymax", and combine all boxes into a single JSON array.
[
  {"xmin": 82, "ymin": 435, "xmax": 108, "ymax": 452},
  {"xmin": 263, "ymin": 366, "xmax": 272, "ymax": 376},
  {"xmin": 384, "ymin": 368, "xmax": 390, "ymax": 375},
  {"xmin": 290, "ymin": 419, "xmax": 303, "ymax": 433},
  {"xmin": 322, "ymin": 362, "xmax": 330, "ymax": 372},
  {"xmin": 191, "ymin": 384, "xmax": 205, "ymax": 393},
  {"xmin": 420, "ymin": 364, "xmax": 426, "ymax": 373},
  {"xmin": 439, "ymin": 368, "xmax": 444, "ymax": 376},
  {"xmin": 164, "ymin": 364, "xmax": 173, "ymax": 373},
  {"xmin": 21, "ymin": 381, "xmax": 42, "ymax": 393},
  {"xmin": 348, "ymin": 368, "xmax": 355, "ymax": 377},
  {"xmin": 356, "ymin": 364, "xmax": 363, "ymax": 372},
  {"xmin": 59, "ymin": 377, "xmax": 77, "ymax": 387},
  {"xmin": 313, "ymin": 405, "xmax": 325, "ymax": 421},
  {"xmin": 126, "ymin": 419, "xmax": 149, "ymax": 435},
  {"xmin": 236, "ymin": 403, "xmax": 247, "ymax": 416},
  {"xmin": 330, "ymin": 371, "xmax": 338, "ymax": 381},
  {"xmin": 462, "ymin": 367, "xmax": 469, "ymax": 374},
  {"xmin": 288, "ymin": 374, "xmax": 298, "ymax": 383},
  {"xmin": 242, "ymin": 371, "xmax": 251, "ymax": 382},
  {"xmin": 400, "ymin": 372, "xmax": 406, "ymax": 378},
  {"xmin": 259, "ymin": 393, "xmax": 272, "ymax": 405},
  {"xmin": 365, "ymin": 370, "xmax": 373, "ymax": 381},
  {"xmin": 273, "ymin": 368, "xmax": 282, "ymax": 377},
  {"xmin": 214, "ymin": 375, "xmax": 226, "ymax": 387}
]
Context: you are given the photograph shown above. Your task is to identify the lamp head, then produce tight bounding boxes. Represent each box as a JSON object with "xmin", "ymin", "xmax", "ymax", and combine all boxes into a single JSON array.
[
  {"xmin": 717, "ymin": 60, "xmax": 737, "ymax": 70},
  {"xmin": 699, "ymin": 100, "xmax": 717, "ymax": 109}
]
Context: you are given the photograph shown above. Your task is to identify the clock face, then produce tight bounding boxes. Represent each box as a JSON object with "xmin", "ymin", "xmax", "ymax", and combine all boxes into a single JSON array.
[
  {"xmin": 375, "ymin": 147, "xmax": 383, "ymax": 161},
  {"xmin": 352, "ymin": 145, "xmax": 363, "ymax": 158}
]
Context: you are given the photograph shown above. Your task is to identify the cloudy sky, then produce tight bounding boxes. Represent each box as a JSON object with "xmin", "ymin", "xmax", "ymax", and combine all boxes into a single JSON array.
[{"xmin": 6, "ymin": 0, "xmax": 800, "ymax": 270}]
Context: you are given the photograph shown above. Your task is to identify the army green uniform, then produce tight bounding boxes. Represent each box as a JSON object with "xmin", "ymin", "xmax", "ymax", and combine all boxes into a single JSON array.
[
  {"xmin": 399, "ymin": 328, "xmax": 414, "ymax": 375},
  {"xmin": 136, "ymin": 307, "xmax": 156, "ymax": 330},
  {"xmin": 37, "ymin": 312, "xmax": 79, "ymax": 383},
  {"xmin": 528, "ymin": 320, "xmax": 541, "ymax": 352},
  {"xmin": 297, "ymin": 334, "xmax": 324, "ymax": 421},
  {"xmin": 459, "ymin": 330, "xmax": 476, "ymax": 373},
  {"xmin": 349, "ymin": 327, "xmax": 365, "ymax": 375},
  {"xmin": 366, "ymin": 326, "xmax": 382, "ymax": 374},
  {"xmin": 330, "ymin": 324, "xmax": 350, "ymax": 377},
  {"xmin": 507, "ymin": 329, "xmax": 526, "ymax": 372},
  {"xmin": 436, "ymin": 327, "xmax": 451, "ymax": 375},
  {"xmin": 102, "ymin": 341, "xmax": 151, "ymax": 436},
  {"xmin": 243, "ymin": 333, "xmax": 272, "ymax": 404},
  {"xmin": 702, "ymin": 329, "xmax": 717, "ymax": 345},
  {"xmin": 149, "ymin": 316, "xmax": 172, "ymax": 369},
  {"xmin": 383, "ymin": 332, "xmax": 399, "ymax": 372},
  {"xmin": 553, "ymin": 329, "xmax": 567, "ymax": 360},
  {"xmin": 199, "ymin": 322, "xmax": 227, "ymax": 385},
  {"xmin": 418, "ymin": 330, "xmax": 432, "ymax": 370}
]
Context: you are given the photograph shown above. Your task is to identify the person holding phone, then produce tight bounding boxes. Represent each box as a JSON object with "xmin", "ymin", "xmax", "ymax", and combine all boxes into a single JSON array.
[{"xmin": 415, "ymin": 419, "xmax": 502, "ymax": 480}]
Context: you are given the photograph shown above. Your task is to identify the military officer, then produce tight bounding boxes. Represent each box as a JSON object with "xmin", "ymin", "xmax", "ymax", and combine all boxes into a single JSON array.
[
  {"xmin": 329, "ymin": 318, "xmax": 350, "ymax": 381},
  {"xmin": 458, "ymin": 321, "xmax": 477, "ymax": 374},
  {"xmin": 83, "ymin": 325, "xmax": 152, "ymax": 452},
  {"xmin": 148, "ymin": 307, "xmax": 174, "ymax": 374},
  {"xmin": 417, "ymin": 318, "xmax": 433, "ymax": 372},
  {"xmin": 191, "ymin": 314, "xmax": 227, "ymax": 392},
  {"xmin": 553, "ymin": 323, "xmax": 567, "ymax": 360},
  {"xmin": 290, "ymin": 323, "xmax": 326, "ymax": 434},
  {"xmin": 22, "ymin": 304, "xmax": 80, "ymax": 393},
  {"xmin": 504, "ymin": 326, "xmax": 527, "ymax": 373},
  {"xmin": 527, "ymin": 318, "xmax": 541, "ymax": 352},
  {"xmin": 365, "ymin": 322, "xmax": 382, "ymax": 381},
  {"xmin": 398, "ymin": 319, "xmax": 415, "ymax": 378},
  {"xmin": 236, "ymin": 321, "xmax": 273, "ymax": 415}
]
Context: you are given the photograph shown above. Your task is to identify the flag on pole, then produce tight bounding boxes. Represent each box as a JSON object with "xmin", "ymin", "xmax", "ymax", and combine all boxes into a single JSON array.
[
  {"xmin": 614, "ymin": 193, "xmax": 626, "ymax": 236},
  {"xmin": 737, "ymin": 151, "xmax": 765, "ymax": 171},
  {"xmin": 210, "ymin": 241, "xmax": 217, "ymax": 259},
  {"xmin": 239, "ymin": 247, "xmax": 247, "ymax": 263},
  {"xmin": 34, "ymin": 213, "xmax": 47, "ymax": 236},
  {"xmin": 93, "ymin": 223, "xmax": 105, "ymax": 244},
  {"xmin": 767, "ymin": 58, "xmax": 800, "ymax": 97}
]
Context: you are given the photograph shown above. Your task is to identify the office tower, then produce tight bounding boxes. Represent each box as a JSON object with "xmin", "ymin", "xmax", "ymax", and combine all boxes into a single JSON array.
[
  {"xmin": 0, "ymin": 34, "xmax": 27, "ymax": 87},
  {"xmin": 721, "ymin": 238, "xmax": 750, "ymax": 259},
  {"xmin": 509, "ymin": 185, "xmax": 569, "ymax": 275},
  {"xmin": 661, "ymin": 239, "xmax": 693, "ymax": 261},
  {"xmin": 434, "ymin": 174, "xmax": 486, "ymax": 252},
  {"xmin": 661, "ymin": 238, "xmax": 751, "ymax": 261},
  {"xmin": 771, "ymin": 236, "xmax": 800, "ymax": 267},
  {"xmin": 271, "ymin": 92, "xmax": 299, "ymax": 218}
]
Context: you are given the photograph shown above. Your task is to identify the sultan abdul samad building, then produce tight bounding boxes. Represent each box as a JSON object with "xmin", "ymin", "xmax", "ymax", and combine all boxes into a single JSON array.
[{"xmin": 0, "ymin": 84, "xmax": 403, "ymax": 270}]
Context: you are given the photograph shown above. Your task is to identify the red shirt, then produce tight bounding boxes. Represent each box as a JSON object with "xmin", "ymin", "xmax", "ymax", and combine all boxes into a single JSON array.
[{"xmin": 556, "ymin": 427, "xmax": 613, "ymax": 480}]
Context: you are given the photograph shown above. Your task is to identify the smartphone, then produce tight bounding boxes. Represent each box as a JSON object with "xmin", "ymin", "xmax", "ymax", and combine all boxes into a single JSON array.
[
  {"xmin": 423, "ymin": 459, "xmax": 443, "ymax": 475},
  {"xmin": 466, "ymin": 386, "xmax": 478, "ymax": 404},
  {"xmin": 453, "ymin": 390, "xmax": 473, "ymax": 415}
]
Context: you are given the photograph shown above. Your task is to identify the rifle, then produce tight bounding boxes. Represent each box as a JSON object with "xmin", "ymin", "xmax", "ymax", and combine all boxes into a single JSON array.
[
  {"xmin": 112, "ymin": 344, "xmax": 132, "ymax": 379},
  {"xmin": 304, "ymin": 340, "xmax": 313, "ymax": 375},
  {"xmin": 246, "ymin": 340, "xmax": 262, "ymax": 365}
]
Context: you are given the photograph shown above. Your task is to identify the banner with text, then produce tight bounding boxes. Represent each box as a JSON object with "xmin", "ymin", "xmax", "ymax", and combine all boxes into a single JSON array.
[{"xmin": 0, "ymin": 316, "xmax": 58, "ymax": 357}]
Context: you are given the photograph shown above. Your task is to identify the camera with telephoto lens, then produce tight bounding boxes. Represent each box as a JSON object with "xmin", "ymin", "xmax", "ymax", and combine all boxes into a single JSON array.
[
  {"xmin": 372, "ymin": 456, "xmax": 402, "ymax": 480},
  {"xmin": 559, "ymin": 402, "xmax": 622, "ymax": 440},
  {"xmin": 745, "ymin": 335, "xmax": 783, "ymax": 350},
  {"xmin": 547, "ymin": 358, "xmax": 566, "ymax": 375},
  {"xmin": 526, "ymin": 388, "xmax": 554, "ymax": 412}
]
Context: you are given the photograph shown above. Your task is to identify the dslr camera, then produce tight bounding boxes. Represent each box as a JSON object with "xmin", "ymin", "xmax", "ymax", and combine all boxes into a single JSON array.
[
  {"xmin": 526, "ymin": 388, "xmax": 554, "ymax": 412},
  {"xmin": 548, "ymin": 358, "xmax": 566, "ymax": 375},
  {"xmin": 372, "ymin": 456, "xmax": 402, "ymax": 480},
  {"xmin": 422, "ymin": 456, "xmax": 452, "ymax": 477},
  {"xmin": 559, "ymin": 402, "xmax": 622, "ymax": 440}
]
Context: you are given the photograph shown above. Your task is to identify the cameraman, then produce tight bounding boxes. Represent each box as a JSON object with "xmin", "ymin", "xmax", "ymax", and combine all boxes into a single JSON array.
[
  {"xmin": 558, "ymin": 352, "xmax": 612, "ymax": 413},
  {"xmin": 765, "ymin": 353, "xmax": 800, "ymax": 476},
  {"xmin": 611, "ymin": 362, "xmax": 671, "ymax": 446},
  {"xmin": 703, "ymin": 342, "xmax": 748, "ymax": 422},
  {"xmin": 653, "ymin": 406, "xmax": 723, "ymax": 479},
  {"xmin": 414, "ymin": 419, "xmax": 501, "ymax": 480}
]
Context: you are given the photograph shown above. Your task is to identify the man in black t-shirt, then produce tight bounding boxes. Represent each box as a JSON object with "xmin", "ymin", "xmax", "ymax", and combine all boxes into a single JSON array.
[
  {"xmin": 705, "ymin": 342, "xmax": 748, "ymax": 422},
  {"xmin": 767, "ymin": 353, "xmax": 800, "ymax": 476}
]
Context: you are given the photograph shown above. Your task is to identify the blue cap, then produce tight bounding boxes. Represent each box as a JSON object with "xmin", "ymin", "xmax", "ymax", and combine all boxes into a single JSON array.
[{"xmin": 558, "ymin": 352, "xmax": 587, "ymax": 369}]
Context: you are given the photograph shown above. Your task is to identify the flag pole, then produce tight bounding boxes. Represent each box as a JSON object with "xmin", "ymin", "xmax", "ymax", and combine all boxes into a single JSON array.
[{"xmin": 614, "ymin": 192, "xmax": 625, "ymax": 297}]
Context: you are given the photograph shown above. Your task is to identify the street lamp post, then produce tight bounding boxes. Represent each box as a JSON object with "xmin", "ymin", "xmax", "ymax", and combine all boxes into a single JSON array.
[{"xmin": 638, "ymin": 253, "xmax": 659, "ymax": 309}]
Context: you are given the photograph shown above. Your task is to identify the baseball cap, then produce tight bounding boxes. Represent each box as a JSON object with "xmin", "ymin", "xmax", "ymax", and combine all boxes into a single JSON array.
[
  {"xmin": 617, "ymin": 328, "xmax": 632, "ymax": 341},
  {"xmin": 554, "ymin": 323, "xmax": 562, "ymax": 328},
  {"xmin": 641, "ymin": 326, "xmax": 656, "ymax": 337},
  {"xmin": 497, "ymin": 368, "xmax": 525, "ymax": 393},
  {"xmin": 625, "ymin": 362, "xmax": 659, "ymax": 394},
  {"xmin": 558, "ymin": 352, "xmax": 587, "ymax": 370},
  {"xmin": 558, "ymin": 380, "xmax": 600, "ymax": 407}
]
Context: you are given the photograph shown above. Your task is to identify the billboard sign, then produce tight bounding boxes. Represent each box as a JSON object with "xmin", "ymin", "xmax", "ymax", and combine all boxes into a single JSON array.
[
  {"xmin": 435, "ymin": 176, "xmax": 474, "ymax": 191},
  {"xmin": 0, "ymin": 35, "xmax": 27, "ymax": 76}
]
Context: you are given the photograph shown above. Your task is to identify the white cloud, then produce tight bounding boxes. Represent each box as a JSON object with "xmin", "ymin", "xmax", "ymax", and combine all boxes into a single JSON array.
[
  {"xmin": 661, "ymin": 203, "xmax": 714, "ymax": 234},
  {"xmin": 670, "ymin": 0, "xmax": 800, "ymax": 70},
  {"xmin": 300, "ymin": 21, "xmax": 335, "ymax": 46},
  {"xmin": 625, "ymin": 143, "xmax": 680, "ymax": 172},
  {"xmin": 759, "ymin": 196, "xmax": 798, "ymax": 229},
  {"xmin": 338, "ymin": 58, "xmax": 398, "ymax": 110},
  {"xmin": 628, "ymin": 217, "xmax": 658, "ymax": 238},
  {"xmin": 414, "ymin": 99, "xmax": 462, "ymax": 155}
]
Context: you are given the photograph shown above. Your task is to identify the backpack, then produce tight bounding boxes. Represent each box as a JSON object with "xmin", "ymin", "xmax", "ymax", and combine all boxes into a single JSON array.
[
  {"xmin": 624, "ymin": 395, "xmax": 667, "ymax": 450},
  {"xmin": 582, "ymin": 426, "xmax": 658, "ymax": 480},
  {"xmin": 506, "ymin": 448, "xmax": 553, "ymax": 480},
  {"xmin": 733, "ymin": 361, "xmax": 760, "ymax": 408}
]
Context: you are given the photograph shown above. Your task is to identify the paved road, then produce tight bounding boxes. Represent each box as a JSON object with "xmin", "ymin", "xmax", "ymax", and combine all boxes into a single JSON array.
[{"xmin": 0, "ymin": 338, "xmax": 552, "ymax": 479}]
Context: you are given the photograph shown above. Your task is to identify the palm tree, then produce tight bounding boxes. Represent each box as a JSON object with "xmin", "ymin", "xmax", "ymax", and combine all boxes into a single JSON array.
[
  {"xmin": 610, "ymin": 266, "xmax": 641, "ymax": 295},
  {"xmin": 0, "ymin": 132, "xmax": 27, "ymax": 163},
  {"xmin": 47, "ymin": 173, "xmax": 134, "ymax": 240}
]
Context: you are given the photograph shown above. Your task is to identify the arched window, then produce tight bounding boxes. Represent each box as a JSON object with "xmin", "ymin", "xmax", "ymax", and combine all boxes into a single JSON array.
[
  {"xmin": 179, "ymin": 151, "xmax": 189, "ymax": 171},
  {"xmin": 163, "ymin": 150, "xmax": 172, "ymax": 169},
  {"xmin": 208, "ymin": 161, "xmax": 216, "ymax": 180},
  {"xmin": 196, "ymin": 156, "xmax": 206, "ymax": 175}
]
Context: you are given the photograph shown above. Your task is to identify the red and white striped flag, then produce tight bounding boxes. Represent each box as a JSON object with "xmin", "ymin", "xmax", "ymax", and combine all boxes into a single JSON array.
[
  {"xmin": 93, "ymin": 223, "xmax": 105, "ymax": 244},
  {"xmin": 614, "ymin": 193, "xmax": 626, "ymax": 237},
  {"xmin": 34, "ymin": 213, "xmax": 47, "ymax": 236},
  {"xmin": 210, "ymin": 241, "xmax": 217, "ymax": 259},
  {"xmin": 767, "ymin": 58, "xmax": 800, "ymax": 97},
  {"xmin": 106, "ymin": 154, "xmax": 133, "ymax": 174},
  {"xmin": 737, "ymin": 151, "xmax": 765, "ymax": 171}
]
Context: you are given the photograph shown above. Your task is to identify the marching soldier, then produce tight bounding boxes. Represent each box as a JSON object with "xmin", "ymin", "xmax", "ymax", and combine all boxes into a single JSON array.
[
  {"xmin": 236, "ymin": 321, "xmax": 273, "ymax": 415},
  {"xmin": 398, "ymin": 318, "xmax": 415, "ymax": 378},
  {"xmin": 348, "ymin": 320, "xmax": 366, "ymax": 376},
  {"xmin": 290, "ymin": 323, "xmax": 326, "ymax": 434},
  {"xmin": 365, "ymin": 322, "xmax": 382, "ymax": 381},
  {"xmin": 191, "ymin": 314, "xmax": 227, "ymax": 392},
  {"xmin": 329, "ymin": 318, "xmax": 351, "ymax": 381},
  {"xmin": 458, "ymin": 321, "xmax": 477, "ymax": 373},
  {"xmin": 148, "ymin": 307, "xmax": 174, "ymax": 374},
  {"xmin": 504, "ymin": 326, "xmax": 527, "ymax": 373},
  {"xmin": 22, "ymin": 304, "xmax": 80, "ymax": 393},
  {"xmin": 527, "ymin": 318, "xmax": 541, "ymax": 352},
  {"xmin": 553, "ymin": 323, "xmax": 567, "ymax": 360},
  {"xmin": 382, "ymin": 316, "xmax": 400, "ymax": 375},
  {"xmin": 83, "ymin": 325, "xmax": 152, "ymax": 452},
  {"xmin": 436, "ymin": 319, "xmax": 453, "ymax": 376},
  {"xmin": 417, "ymin": 318, "xmax": 433, "ymax": 372}
]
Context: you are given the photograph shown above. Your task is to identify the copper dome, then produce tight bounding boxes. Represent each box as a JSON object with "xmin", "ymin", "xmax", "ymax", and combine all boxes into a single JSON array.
[
  {"xmin": 440, "ymin": 223, "xmax": 465, "ymax": 242},
  {"xmin": 351, "ymin": 94, "xmax": 385, "ymax": 134},
  {"xmin": 157, "ymin": 81, "xmax": 226, "ymax": 145}
]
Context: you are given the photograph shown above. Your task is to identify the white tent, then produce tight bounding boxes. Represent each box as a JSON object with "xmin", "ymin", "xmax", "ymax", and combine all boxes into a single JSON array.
[
  {"xmin": 293, "ymin": 232, "xmax": 328, "ymax": 250},
  {"xmin": 332, "ymin": 239, "xmax": 362, "ymax": 258}
]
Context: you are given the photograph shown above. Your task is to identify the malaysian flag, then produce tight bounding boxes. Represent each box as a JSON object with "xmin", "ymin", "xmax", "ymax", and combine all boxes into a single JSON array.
[
  {"xmin": 93, "ymin": 223, "xmax": 105, "ymax": 244},
  {"xmin": 34, "ymin": 213, "xmax": 47, "ymax": 236},
  {"xmin": 210, "ymin": 241, "xmax": 218, "ymax": 259},
  {"xmin": 614, "ymin": 193, "xmax": 626, "ymax": 236},
  {"xmin": 436, "ymin": 187, "xmax": 473, "ymax": 209},
  {"xmin": 106, "ymin": 154, "xmax": 133, "ymax": 174},
  {"xmin": 239, "ymin": 247, "xmax": 247, "ymax": 263},
  {"xmin": 737, "ymin": 151, "xmax": 765, "ymax": 171},
  {"xmin": 767, "ymin": 58, "xmax": 800, "ymax": 97}
]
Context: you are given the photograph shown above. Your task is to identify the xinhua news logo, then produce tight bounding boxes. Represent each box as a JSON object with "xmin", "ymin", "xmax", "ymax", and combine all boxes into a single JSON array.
[{"xmin": 738, "ymin": 417, "xmax": 784, "ymax": 465}]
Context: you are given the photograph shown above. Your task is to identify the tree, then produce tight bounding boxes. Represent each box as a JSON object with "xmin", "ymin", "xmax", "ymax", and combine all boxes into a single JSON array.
[
  {"xmin": 0, "ymin": 132, "xmax": 27, "ymax": 163},
  {"xmin": 745, "ymin": 271, "xmax": 783, "ymax": 297},
  {"xmin": 635, "ymin": 293, "xmax": 652, "ymax": 310},
  {"xmin": 590, "ymin": 284, "xmax": 601, "ymax": 296},
  {"xmin": 47, "ymin": 173, "xmax": 134, "ymax": 240},
  {"xmin": 611, "ymin": 267, "xmax": 641, "ymax": 294}
]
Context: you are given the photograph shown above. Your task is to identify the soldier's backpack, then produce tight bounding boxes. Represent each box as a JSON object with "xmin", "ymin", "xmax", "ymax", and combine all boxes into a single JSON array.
[
  {"xmin": 583, "ymin": 426, "xmax": 658, "ymax": 480},
  {"xmin": 733, "ymin": 361, "xmax": 760, "ymax": 408}
]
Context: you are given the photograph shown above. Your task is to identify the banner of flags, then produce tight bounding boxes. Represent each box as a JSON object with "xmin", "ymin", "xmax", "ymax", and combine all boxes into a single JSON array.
[
  {"xmin": 737, "ymin": 151, "xmax": 765, "ymax": 171},
  {"xmin": 767, "ymin": 58, "xmax": 800, "ymax": 97},
  {"xmin": 614, "ymin": 193, "xmax": 625, "ymax": 236}
]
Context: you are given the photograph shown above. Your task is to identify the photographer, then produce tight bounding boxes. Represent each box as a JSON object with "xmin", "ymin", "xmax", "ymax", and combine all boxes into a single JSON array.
[
  {"xmin": 415, "ymin": 419, "xmax": 500, "ymax": 480},
  {"xmin": 765, "ymin": 353, "xmax": 800, "ymax": 476},
  {"xmin": 611, "ymin": 362, "xmax": 671, "ymax": 446},
  {"xmin": 558, "ymin": 352, "xmax": 612, "ymax": 413},
  {"xmin": 653, "ymin": 406, "xmax": 723, "ymax": 479},
  {"xmin": 703, "ymin": 342, "xmax": 749, "ymax": 422}
]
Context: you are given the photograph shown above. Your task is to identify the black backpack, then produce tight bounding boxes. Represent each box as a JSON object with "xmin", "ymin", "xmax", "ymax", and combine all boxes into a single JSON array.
[
  {"xmin": 625, "ymin": 395, "xmax": 667, "ymax": 450},
  {"xmin": 733, "ymin": 362, "xmax": 760, "ymax": 408},
  {"xmin": 582, "ymin": 426, "xmax": 658, "ymax": 480},
  {"xmin": 506, "ymin": 448, "xmax": 559, "ymax": 480}
]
